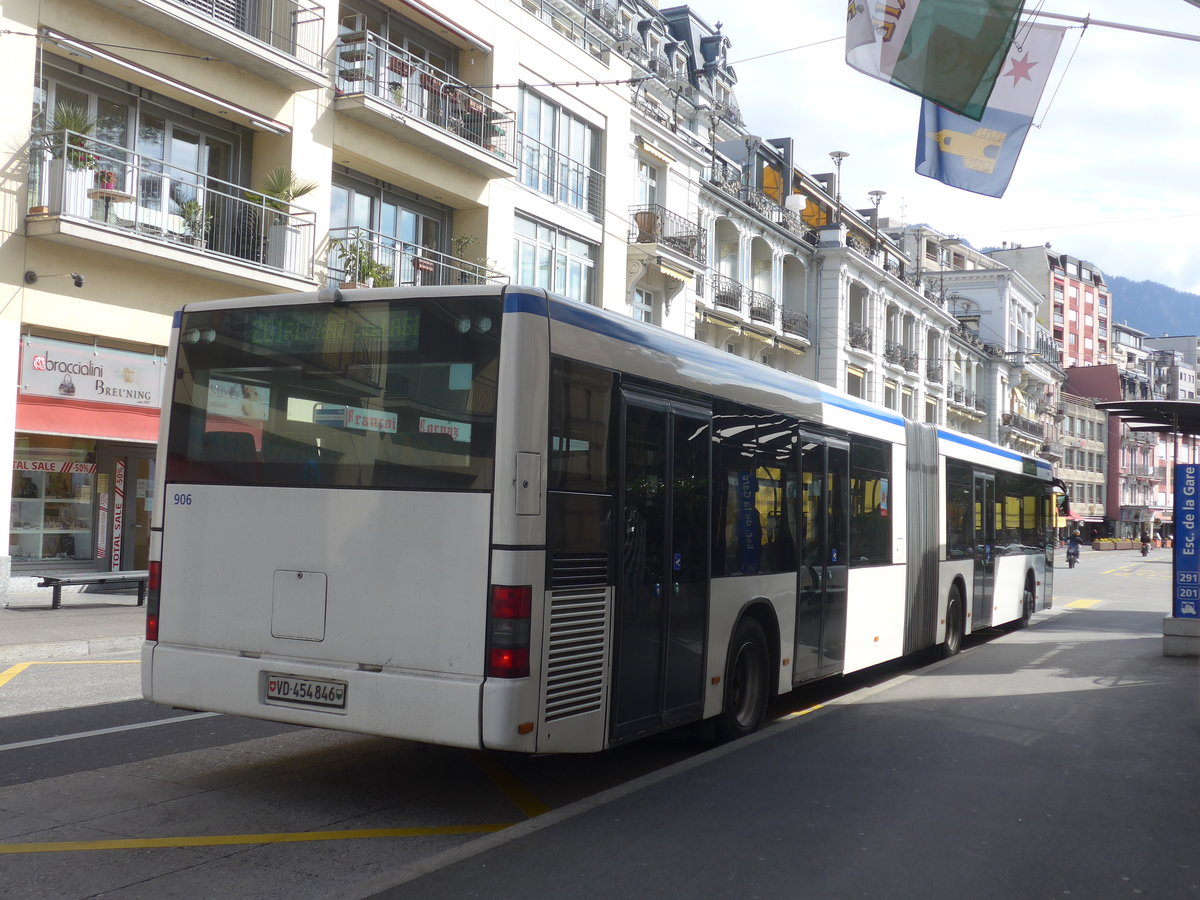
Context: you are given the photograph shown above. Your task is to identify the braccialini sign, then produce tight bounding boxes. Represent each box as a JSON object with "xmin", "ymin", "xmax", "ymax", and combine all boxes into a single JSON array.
[{"xmin": 20, "ymin": 337, "xmax": 164, "ymax": 408}]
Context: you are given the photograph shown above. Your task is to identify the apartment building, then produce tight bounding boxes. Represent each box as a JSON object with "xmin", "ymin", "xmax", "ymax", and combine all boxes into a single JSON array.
[{"xmin": 1058, "ymin": 392, "xmax": 1107, "ymax": 533}]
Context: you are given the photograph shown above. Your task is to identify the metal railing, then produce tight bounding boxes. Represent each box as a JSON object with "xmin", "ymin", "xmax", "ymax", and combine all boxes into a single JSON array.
[
  {"xmin": 327, "ymin": 226, "xmax": 507, "ymax": 287},
  {"xmin": 927, "ymin": 361, "xmax": 944, "ymax": 384},
  {"xmin": 628, "ymin": 204, "xmax": 703, "ymax": 262},
  {"xmin": 712, "ymin": 273, "xmax": 744, "ymax": 313},
  {"xmin": 848, "ymin": 322, "xmax": 873, "ymax": 351},
  {"xmin": 517, "ymin": 0, "xmax": 607, "ymax": 58},
  {"xmin": 780, "ymin": 208, "xmax": 819, "ymax": 245},
  {"xmin": 884, "ymin": 339, "xmax": 906, "ymax": 365},
  {"xmin": 335, "ymin": 34, "xmax": 517, "ymax": 165},
  {"xmin": 781, "ymin": 307, "xmax": 809, "ymax": 338},
  {"xmin": 1004, "ymin": 413, "xmax": 1045, "ymax": 438},
  {"xmin": 31, "ymin": 128, "xmax": 317, "ymax": 279},
  {"xmin": 517, "ymin": 134, "xmax": 604, "ymax": 219},
  {"xmin": 178, "ymin": 0, "xmax": 324, "ymax": 68},
  {"xmin": 747, "ymin": 289, "xmax": 775, "ymax": 325}
]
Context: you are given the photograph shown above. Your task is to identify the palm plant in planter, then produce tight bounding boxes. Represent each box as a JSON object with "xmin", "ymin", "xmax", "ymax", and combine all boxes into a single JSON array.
[
  {"xmin": 257, "ymin": 166, "xmax": 318, "ymax": 272},
  {"xmin": 45, "ymin": 103, "xmax": 97, "ymax": 216}
]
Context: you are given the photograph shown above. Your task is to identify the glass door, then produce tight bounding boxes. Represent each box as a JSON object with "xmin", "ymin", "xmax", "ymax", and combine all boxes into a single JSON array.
[
  {"xmin": 972, "ymin": 473, "xmax": 996, "ymax": 628},
  {"xmin": 793, "ymin": 436, "xmax": 849, "ymax": 683},
  {"xmin": 611, "ymin": 392, "xmax": 710, "ymax": 743}
]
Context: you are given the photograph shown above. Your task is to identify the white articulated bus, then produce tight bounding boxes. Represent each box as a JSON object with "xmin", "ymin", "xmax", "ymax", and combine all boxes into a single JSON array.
[{"xmin": 143, "ymin": 285, "xmax": 1064, "ymax": 752}]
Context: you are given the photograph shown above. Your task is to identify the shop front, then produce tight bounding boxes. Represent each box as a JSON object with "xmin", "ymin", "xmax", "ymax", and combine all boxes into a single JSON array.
[{"xmin": 9, "ymin": 337, "xmax": 163, "ymax": 574}]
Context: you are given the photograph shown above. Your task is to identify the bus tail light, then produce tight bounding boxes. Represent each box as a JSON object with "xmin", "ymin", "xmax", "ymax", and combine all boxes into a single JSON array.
[
  {"xmin": 487, "ymin": 585, "xmax": 531, "ymax": 678},
  {"xmin": 146, "ymin": 560, "xmax": 161, "ymax": 642}
]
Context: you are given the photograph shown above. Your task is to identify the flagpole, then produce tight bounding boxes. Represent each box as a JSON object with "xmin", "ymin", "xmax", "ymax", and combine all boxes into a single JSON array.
[{"xmin": 1033, "ymin": 11, "xmax": 1200, "ymax": 43}]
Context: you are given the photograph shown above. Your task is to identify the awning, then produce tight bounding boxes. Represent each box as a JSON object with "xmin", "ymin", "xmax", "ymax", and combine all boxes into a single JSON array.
[
  {"xmin": 656, "ymin": 259, "xmax": 695, "ymax": 288},
  {"xmin": 637, "ymin": 136, "xmax": 676, "ymax": 166},
  {"xmin": 16, "ymin": 394, "xmax": 159, "ymax": 443}
]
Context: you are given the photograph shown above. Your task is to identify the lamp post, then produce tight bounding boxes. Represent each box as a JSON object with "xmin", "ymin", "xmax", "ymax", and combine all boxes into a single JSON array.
[
  {"xmin": 829, "ymin": 150, "xmax": 848, "ymax": 225},
  {"xmin": 936, "ymin": 236, "xmax": 962, "ymax": 302},
  {"xmin": 867, "ymin": 189, "xmax": 886, "ymax": 251}
]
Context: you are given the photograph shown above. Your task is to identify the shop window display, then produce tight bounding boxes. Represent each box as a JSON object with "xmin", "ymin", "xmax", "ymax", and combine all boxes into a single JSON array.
[{"xmin": 10, "ymin": 438, "xmax": 97, "ymax": 564}]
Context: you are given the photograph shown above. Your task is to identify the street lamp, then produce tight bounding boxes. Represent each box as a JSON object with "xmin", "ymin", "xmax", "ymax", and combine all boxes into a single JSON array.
[
  {"xmin": 867, "ymin": 189, "xmax": 886, "ymax": 249},
  {"xmin": 829, "ymin": 150, "xmax": 848, "ymax": 224},
  {"xmin": 936, "ymin": 236, "xmax": 962, "ymax": 301}
]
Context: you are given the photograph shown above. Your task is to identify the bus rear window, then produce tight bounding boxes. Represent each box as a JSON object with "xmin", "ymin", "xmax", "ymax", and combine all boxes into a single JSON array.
[{"xmin": 166, "ymin": 297, "xmax": 501, "ymax": 491}]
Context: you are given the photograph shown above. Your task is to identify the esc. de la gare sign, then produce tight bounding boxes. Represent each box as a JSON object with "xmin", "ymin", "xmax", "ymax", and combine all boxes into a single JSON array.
[{"xmin": 1174, "ymin": 464, "xmax": 1200, "ymax": 618}]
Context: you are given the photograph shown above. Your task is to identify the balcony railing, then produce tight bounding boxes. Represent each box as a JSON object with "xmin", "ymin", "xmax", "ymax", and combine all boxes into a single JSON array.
[
  {"xmin": 30, "ymin": 128, "xmax": 316, "ymax": 279},
  {"xmin": 178, "ymin": 0, "xmax": 324, "ymax": 68},
  {"xmin": 517, "ymin": 134, "xmax": 604, "ymax": 219},
  {"xmin": 712, "ymin": 274, "xmax": 744, "ymax": 313},
  {"xmin": 328, "ymin": 226, "xmax": 507, "ymax": 287},
  {"xmin": 848, "ymin": 322, "xmax": 873, "ymax": 351},
  {"xmin": 703, "ymin": 162, "xmax": 744, "ymax": 198},
  {"xmin": 520, "ymin": 0, "xmax": 608, "ymax": 59},
  {"xmin": 781, "ymin": 307, "xmax": 809, "ymax": 339},
  {"xmin": 747, "ymin": 289, "xmax": 775, "ymax": 325},
  {"xmin": 780, "ymin": 208, "xmax": 820, "ymax": 245},
  {"xmin": 1003, "ymin": 413, "xmax": 1045, "ymax": 439},
  {"xmin": 927, "ymin": 361, "xmax": 944, "ymax": 384},
  {"xmin": 884, "ymin": 339, "xmax": 906, "ymax": 365},
  {"xmin": 628, "ymin": 204, "xmax": 703, "ymax": 263},
  {"xmin": 335, "ymin": 35, "xmax": 517, "ymax": 165}
]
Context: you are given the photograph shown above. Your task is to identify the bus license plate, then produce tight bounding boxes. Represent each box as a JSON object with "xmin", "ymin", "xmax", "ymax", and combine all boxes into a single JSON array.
[{"xmin": 264, "ymin": 673, "xmax": 347, "ymax": 710}]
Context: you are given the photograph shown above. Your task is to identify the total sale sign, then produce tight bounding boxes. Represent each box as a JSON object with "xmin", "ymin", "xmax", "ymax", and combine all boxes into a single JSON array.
[{"xmin": 1173, "ymin": 464, "xmax": 1200, "ymax": 618}]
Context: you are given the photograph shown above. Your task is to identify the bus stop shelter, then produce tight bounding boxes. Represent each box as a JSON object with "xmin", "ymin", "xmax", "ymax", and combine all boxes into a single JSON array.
[{"xmin": 1096, "ymin": 399, "xmax": 1200, "ymax": 656}]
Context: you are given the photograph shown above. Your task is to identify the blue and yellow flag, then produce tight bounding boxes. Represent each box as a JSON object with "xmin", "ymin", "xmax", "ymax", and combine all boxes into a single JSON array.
[{"xmin": 915, "ymin": 22, "xmax": 1065, "ymax": 197}]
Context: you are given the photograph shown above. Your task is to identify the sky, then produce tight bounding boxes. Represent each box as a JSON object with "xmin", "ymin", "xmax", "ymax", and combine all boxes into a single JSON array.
[{"xmin": 719, "ymin": 1, "xmax": 1200, "ymax": 297}]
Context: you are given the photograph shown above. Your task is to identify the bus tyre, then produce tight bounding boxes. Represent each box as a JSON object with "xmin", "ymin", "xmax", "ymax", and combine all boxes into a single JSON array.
[
  {"xmin": 1018, "ymin": 581, "xmax": 1036, "ymax": 628},
  {"xmin": 940, "ymin": 587, "xmax": 964, "ymax": 659},
  {"xmin": 715, "ymin": 617, "xmax": 770, "ymax": 742}
]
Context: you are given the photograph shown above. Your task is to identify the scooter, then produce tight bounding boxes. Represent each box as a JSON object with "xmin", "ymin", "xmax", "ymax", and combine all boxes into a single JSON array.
[
  {"xmin": 1067, "ymin": 544, "xmax": 1079, "ymax": 568},
  {"xmin": 1141, "ymin": 540, "xmax": 1151, "ymax": 557}
]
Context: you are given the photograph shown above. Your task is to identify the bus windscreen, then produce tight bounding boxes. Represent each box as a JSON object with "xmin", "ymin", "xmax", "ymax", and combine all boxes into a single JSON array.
[{"xmin": 166, "ymin": 297, "xmax": 501, "ymax": 491}]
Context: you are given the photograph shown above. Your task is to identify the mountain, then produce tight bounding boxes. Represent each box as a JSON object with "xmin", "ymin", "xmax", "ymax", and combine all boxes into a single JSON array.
[{"xmin": 1107, "ymin": 276, "xmax": 1200, "ymax": 338}]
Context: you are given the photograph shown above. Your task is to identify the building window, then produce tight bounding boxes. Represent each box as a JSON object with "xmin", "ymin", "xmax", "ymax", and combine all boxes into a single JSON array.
[
  {"xmin": 513, "ymin": 215, "xmax": 597, "ymax": 304},
  {"xmin": 884, "ymin": 380, "xmax": 898, "ymax": 410},
  {"xmin": 637, "ymin": 159, "xmax": 659, "ymax": 207},
  {"xmin": 847, "ymin": 366, "xmax": 866, "ymax": 399},
  {"xmin": 632, "ymin": 288, "xmax": 657, "ymax": 324},
  {"xmin": 517, "ymin": 89, "xmax": 602, "ymax": 217}
]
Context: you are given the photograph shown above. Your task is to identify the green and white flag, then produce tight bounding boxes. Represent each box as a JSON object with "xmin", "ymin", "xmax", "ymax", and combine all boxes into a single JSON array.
[{"xmin": 847, "ymin": 0, "xmax": 1025, "ymax": 121}]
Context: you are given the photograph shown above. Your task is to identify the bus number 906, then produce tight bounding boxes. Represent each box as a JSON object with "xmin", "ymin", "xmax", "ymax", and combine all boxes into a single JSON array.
[{"xmin": 173, "ymin": 493, "xmax": 193, "ymax": 505}]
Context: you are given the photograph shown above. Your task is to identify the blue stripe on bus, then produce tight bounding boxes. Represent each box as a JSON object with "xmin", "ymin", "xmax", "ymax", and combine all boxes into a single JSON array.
[
  {"xmin": 937, "ymin": 428, "xmax": 1052, "ymax": 476},
  {"xmin": 172, "ymin": 309, "xmax": 182, "ymax": 328},
  {"xmin": 503, "ymin": 290, "xmax": 548, "ymax": 318}
]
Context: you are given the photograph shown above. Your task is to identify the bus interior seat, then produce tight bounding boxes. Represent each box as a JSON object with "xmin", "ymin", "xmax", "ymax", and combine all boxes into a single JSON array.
[{"xmin": 262, "ymin": 432, "xmax": 322, "ymax": 482}]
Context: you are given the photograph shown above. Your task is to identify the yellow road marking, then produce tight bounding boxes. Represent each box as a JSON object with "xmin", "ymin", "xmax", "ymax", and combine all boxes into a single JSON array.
[
  {"xmin": 0, "ymin": 663, "xmax": 34, "ymax": 689},
  {"xmin": 0, "ymin": 823, "xmax": 512, "ymax": 855},
  {"xmin": 472, "ymin": 753, "xmax": 552, "ymax": 818},
  {"xmin": 0, "ymin": 660, "xmax": 138, "ymax": 690},
  {"xmin": 1065, "ymin": 599, "xmax": 1103, "ymax": 609},
  {"xmin": 781, "ymin": 703, "xmax": 825, "ymax": 720}
]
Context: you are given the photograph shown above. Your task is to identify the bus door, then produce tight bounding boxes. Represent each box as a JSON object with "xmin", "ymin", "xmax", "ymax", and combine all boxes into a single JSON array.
[
  {"xmin": 611, "ymin": 392, "xmax": 711, "ymax": 743},
  {"xmin": 793, "ymin": 436, "xmax": 849, "ymax": 684},
  {"xmin": 972, "ymin": 472, "xmax": 996, "ymax": 628}
]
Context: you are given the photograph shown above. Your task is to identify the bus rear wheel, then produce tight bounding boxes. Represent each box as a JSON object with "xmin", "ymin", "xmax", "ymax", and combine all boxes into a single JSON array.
[
  {"xmin": 715, "ymin": 617, "xmax": 770, "ymax": 742},
  {"xmin": 939, "ymin": 587, "xmax": 964, "ymax": 659},
  {"xmin": 1018, "ymin": 580, "xmax": 1036, "ymax": 628}
]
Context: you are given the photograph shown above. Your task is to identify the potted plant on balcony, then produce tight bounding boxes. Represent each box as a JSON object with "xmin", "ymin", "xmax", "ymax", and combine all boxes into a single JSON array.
[
  {"xmin": 329, "ymin": 233, "xmax": 394, "ymax": 288},
  {"xmin": 178, "ymin": 199, "xmax": 212, "ymax": 248},
  {"xmin": 45, "ymin": 103, "xmax": 97, "ymax": 217},
  {"xmin": 257, "ymin": 166, "xmax": 317, "ymax": 272}
]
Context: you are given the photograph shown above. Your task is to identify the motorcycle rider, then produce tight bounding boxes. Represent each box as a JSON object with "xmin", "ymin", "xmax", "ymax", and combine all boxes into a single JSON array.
[
  {"xmin": 1067, "ymin": 529, "xmax": 1081, "ymax": 566},
  {"xmin": 1141, "ymin": 526, "xmax": 1152, "ymax": 556}
]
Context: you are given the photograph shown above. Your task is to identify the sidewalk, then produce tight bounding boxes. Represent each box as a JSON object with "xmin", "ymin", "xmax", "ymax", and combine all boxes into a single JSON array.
[{"xmin": 1, "ymin": 579, "xmax": 145, "ymax": 663}]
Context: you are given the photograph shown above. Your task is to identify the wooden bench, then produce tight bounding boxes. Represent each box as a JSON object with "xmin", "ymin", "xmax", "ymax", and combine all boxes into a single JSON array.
[{"xmin": 37, "ymin": 571, "xmax": 150, "ymax": 610}]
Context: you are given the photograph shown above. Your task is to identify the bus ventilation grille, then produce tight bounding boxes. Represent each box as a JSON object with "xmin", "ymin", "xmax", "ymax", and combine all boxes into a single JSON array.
[{"xmin": 545, "ymin": 555, "xmax": 609, "ymax": 722}]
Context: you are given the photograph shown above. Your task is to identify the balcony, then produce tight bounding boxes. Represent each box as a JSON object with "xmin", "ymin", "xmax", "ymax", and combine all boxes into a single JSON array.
[
  {"xmin": 519, "ymin": 0, "xmax": 607, "ymax": 60},
  {"xmin": 1003, "ymin": 413, "xmax": 1045, "ymax": 439},
  {"xmin": 848, "ymin": 322, "xmax": 873, "ymax": 351},
  {"xmin": 780, "ymin": 209, "xmax": 820, "ymax": 246},
  {"xmin": 703, "ymin": 162, "xmax": 744, "ymax": 199},
  {"xmin": 746, "ymin": 290, "xmax": 776, "ymax": 326},
  {"xmin": 884, "ymin": 339, "xmax": 906, "ymax": 366},
  {"xmin": 628, "ymin": 205, "xmax": 703, "ymax": 263},
  {"xmin": 85, "ymin": 0, "xmax": 325, "ymax": 89},
  {"xmin": 334, "ymin": 34, "xmax": 517, "ymax": 180},
  {"xmin": 781, "ymin": 307, "xmax": 810, "ymax": 340},
  {"xmin": 926, "ymin": 361, "xmax": 944, "ymax": 384},
  {"xmin": 517, "ymin": 135, "xmax": 604, "ymax": 220},
  {"xmin": 328, "ymin": 227, "xmax": 507, "ymax": 288},
  {"xmin": 27, "ymin": 129, "xmax": 317, "ymax": 287},
  {"xmin": 712, "ymin": 274, "xmax": 744, "ymax": 314}
]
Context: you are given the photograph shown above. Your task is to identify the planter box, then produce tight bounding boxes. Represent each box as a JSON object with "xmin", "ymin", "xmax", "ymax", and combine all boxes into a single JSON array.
[{"xmin": 1093, "ymin": 543, "xmax": 1113, "ymax": 551}]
